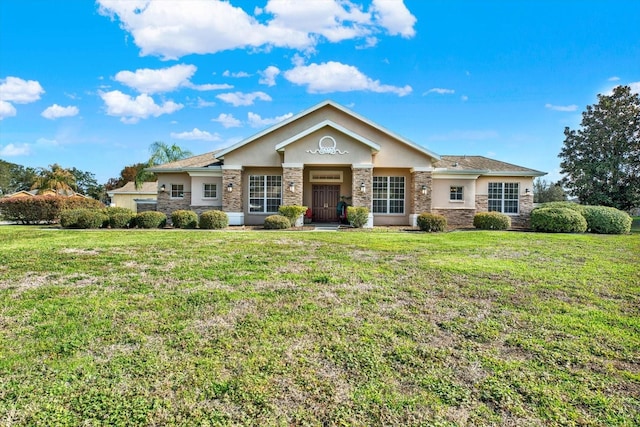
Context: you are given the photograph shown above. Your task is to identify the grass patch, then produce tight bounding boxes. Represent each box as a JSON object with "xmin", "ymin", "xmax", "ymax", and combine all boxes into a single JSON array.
[{"xmin": 0, "ymin": 226, "xmax": 638, "ymax": 426}]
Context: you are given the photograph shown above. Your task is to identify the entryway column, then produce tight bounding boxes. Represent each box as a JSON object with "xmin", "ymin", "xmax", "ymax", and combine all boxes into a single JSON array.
[
  {"xmin": 410, "ymin": 167, "xmax": 432, "ymax": 226},
  {"xmin": 282, "ymin": 163, "xmax": 303, "ymax": 206},
  {"xmin": 352, "ymin": 164, "xmax": 374, "ymax": 227},
  {"xmin": 222, "ymin": 165, "xmax": 244, "ymax": 225}
]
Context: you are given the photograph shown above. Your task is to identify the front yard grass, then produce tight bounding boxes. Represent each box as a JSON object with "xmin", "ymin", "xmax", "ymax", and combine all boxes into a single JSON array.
[{"xmin": 0, "ymin": 226, "xmax": 638, "ymax": 426}]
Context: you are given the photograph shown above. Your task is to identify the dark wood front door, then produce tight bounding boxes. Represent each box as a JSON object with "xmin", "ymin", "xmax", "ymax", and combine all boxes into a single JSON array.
[{"xmin": 312, "ymin": 185, "xmax": 340, "ymax": 222}]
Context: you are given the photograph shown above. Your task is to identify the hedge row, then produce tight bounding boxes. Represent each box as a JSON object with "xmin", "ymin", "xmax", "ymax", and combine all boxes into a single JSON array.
[
  {"xmin": 533, "ymin": 202, "xmax": 631, "ymax": 234},
  {"xmin": 0, "ymin": 196, "xmax": 104, "ymax": 224}
]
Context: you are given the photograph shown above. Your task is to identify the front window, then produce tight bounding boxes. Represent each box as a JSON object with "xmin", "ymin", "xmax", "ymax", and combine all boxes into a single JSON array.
[
  {"xmin": 171, "ymin": 184, "xmax": 184, "ymax": 199},
  {"xmin": 373, "ymin": 176, "xmax": 405, "ymax": 214},
  {"xmin": 203, "ymin": 183, "xmax": 217, "ymax": 199},
  {"xmin": 249, "ymin": 175, "xmax": 282, "ymax": 213},
  {"xmin": 450, "ymin": 186, "xmax": 464, "ymax": 201},
  {"xmin": 488, "ymin": 182, "xmax": 519, "ymax": 214}
]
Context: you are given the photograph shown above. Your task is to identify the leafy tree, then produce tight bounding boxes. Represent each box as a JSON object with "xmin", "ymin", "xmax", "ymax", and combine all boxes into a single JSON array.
[
  {"xmin": 533, "ymin": 178, "xmax": 567, "ymax": 203},
  {"xmin": 135, "ymin": 142, "xmax": 192, "ymax": 188},
  {"xmin": 559, "ymin": 85, "xmax": 640, "ymax": 211},
  {"xmin": 31, "ymin": 163, "xmax": 77, "ymax": 192},
  {"xmin": 0, "ymin": 160, "xmax": 37, "ymax": 195}
]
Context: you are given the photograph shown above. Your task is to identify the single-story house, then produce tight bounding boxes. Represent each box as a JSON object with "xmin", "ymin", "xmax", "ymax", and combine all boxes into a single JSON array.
[
  {"xmin": 148, "ymin": 100, "xmax": 545, "ymax": 228},
  {"xmin": 107, "ymin": 181, "xmax": 158, "ymax": 213}
]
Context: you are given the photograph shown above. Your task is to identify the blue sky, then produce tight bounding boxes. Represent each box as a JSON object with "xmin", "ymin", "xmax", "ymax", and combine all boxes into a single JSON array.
[{"xmin": 1, "ymin": 0, "xmax": 639, "ymax": 184}]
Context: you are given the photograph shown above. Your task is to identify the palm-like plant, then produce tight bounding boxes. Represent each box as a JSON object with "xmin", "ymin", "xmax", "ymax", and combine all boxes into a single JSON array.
[
  {"xmin": 31, "ymin": 164, "xmax": 77, "ymax": 193},
  {"xmin": 135, "ymin": 142, "xmax": 193, "ymax": 189}
]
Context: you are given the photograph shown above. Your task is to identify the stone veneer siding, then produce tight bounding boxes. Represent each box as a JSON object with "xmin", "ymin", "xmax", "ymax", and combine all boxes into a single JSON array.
[
  {"xmin": 135, "ymin": 201, "xmax": 157, "ymax": 213},
  {"xmin": 411, "ymin": 171, "xmax": 432, "ymax": 214},
  {"xmin": 432, "ymin": 208, "xmax": 476, "ymax": 229},
  {"xmin": 156, "ymin": 191, "xmax": 191, "ymax": 223},
  {"xmin": 351, "ymin": 167, "xmax": 372, "ymax": 209},
  {"xmin": 282, "ymin": 167, "xmax": 304, "ymax": 206},
  {"xmin": 222, "ymin": 169, "xmax": 242, "ymax": 212},
  {"xmin": 474, "ymin": 193, "xmax": 534, "ymax": 228}
]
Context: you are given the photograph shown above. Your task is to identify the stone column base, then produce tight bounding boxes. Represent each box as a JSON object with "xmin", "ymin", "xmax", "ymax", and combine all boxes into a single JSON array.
[{"xmin": 226, "ymin": 212, "xmax": 245, "ymax": 226}]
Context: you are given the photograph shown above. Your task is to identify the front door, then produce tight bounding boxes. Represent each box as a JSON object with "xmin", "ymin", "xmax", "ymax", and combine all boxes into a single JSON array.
[{"xmin": 312, "ymin": 185, "xmax": 340, "ymax": 222}]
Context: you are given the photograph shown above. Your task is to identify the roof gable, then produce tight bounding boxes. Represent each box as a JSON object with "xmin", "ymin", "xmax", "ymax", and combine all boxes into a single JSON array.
[{"xmin": 275, "ymin": 120, "xmax": 380, "ymax": 153}]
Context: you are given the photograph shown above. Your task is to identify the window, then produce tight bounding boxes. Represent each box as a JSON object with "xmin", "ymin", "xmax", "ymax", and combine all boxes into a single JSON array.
[
  {"xmin": 450, "ymin": 186, "xmax": 464, "ymax": 201},
  {"xmin": 171, "ymin": 184, "xmax": 184, "ymax": 199},
  {"xmin": 373, "ymin": 176, "xmax": 405, "ymax": 214},
  {"xmin": 488, "ymin": 182, "xmax": 519, "ymax": 214},
  {"xmin": 203, "ymin": 183, "xmax": 217, "ymax": 199},
  {"xmin": 249, "ymin": 175, "xmax": 282, "ymax": 213},
  {"xmin": 309, "ymin": 170, "xmax": 343, "ymax": 182}
]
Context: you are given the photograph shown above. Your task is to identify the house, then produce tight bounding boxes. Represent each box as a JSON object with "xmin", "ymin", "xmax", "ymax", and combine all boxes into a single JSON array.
[
  {"xmin": 107, "ymin": 181, "xmax": 158, "ymax": 213},
  {"xmin": 148, "ymin": 100, "xmax": 545, "ymax": 228},
  {"xmin": 3, "ymin": 188, "xmax": 91, "ymax": 199}
]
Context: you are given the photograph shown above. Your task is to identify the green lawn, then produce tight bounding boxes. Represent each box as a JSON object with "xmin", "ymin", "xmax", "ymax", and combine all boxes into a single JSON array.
[{"xmin": 0, "ymin": 226, "xmax": 638, "ymax": 426}]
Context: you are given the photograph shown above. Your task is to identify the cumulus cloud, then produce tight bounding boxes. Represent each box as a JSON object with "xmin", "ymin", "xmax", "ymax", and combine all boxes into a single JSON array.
[
  {"xmin": 216, "ymin": 91, "xmax": 272, "ymax": 106},
  {"xmin": 247, "ymin": 111, "xmax": 293, "ymax": 128},
  {"xmin": 96, "ymin": 0, "xmax": 416, "ymax": 59},
  {"xmin": 608, "ymin": 76, "xmax": 621, "ymax": 82},
  {"xmin": 545, "ymin": 103, "xmax": 578, "ymax": 112},
  {"xmin": 371, "ymin": 0, "xmax": 416, "ymax": 37},
  {"xmin": 258, "ymin": 66, "xmax": 280, "ymax": 87},
  {"xmin": 424, "ymin": 88, "xmax": 455, "ymax": 95},
  {"xmin": 212, "ymin": 113, "xmax": 242, "ymax": 128},
  {"xmin": 114, "ymin": 64, "xmax": 231, "ymax": 94},
  {"xmin": 0, "ymin": 76, "xmax": 45, "ymax": 119},
  {"xmin": 41, "ymin": 104, "xmax": 79, "ymax": 119},
  {"xmin": 170, "ymin": 128, "xmax": 221, "ymax": 142},
  {"xmin": 0, "ymin": 100, "xmax": 17, "ymax": 120},
  {"xmin": 283, "ymin": 61, "xmax": 411, "ymax": 96},
  {"xmin": 100, "ymin": 90, "xmax": 183, "ymax": 123},
  {"xmin": 223, "ymin": 70, "xmax": 251, "ymax": 78},
  {"xmin": 0, "ymin": 143, "xmax": 31, "ymax": 156}
]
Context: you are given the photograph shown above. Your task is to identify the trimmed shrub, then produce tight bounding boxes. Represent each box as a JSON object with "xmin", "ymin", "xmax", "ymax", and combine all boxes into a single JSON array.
[
  {"xmin": 135, "ymin": 211, "xmax": 167, "ymax": 229},
  {"xmin": 537, "ymin": 201, "xmax": 586, "ymax": 215},
  {"xmin": 60, "ymin": 208, "xmax": 107, "ymax": 229},
  {"xmin": 417, "ymin": 212, "xmax": 447, "ymax": 232},
  {"xmin": 62, "ymin": 197, "xmax": 104, "ymax": 211},
  {"xmin": 263, "ymin": 215, "xmax": 291, "ymax": 230},
  {"xmin": 103, "ymin": 207, "xmax": 136, "ymax": 228},
  {"xmin": 199, "ymin": 210, "xmax": 228, "ymax": 229},
  {"xmin": 473, "ymin": 212, "xmax": 511, "ymax": 230},
  {"xmin": 530, "ymin": 207, "xmax": 587, "ymax": 233},
  {"xmin": 0, "ymin": 195, "xmax": 64, "ymax": 224},
  {"xmin": 278, "ymin": 205, "xmax": 308, "ymax": 227},
  {"xmin": 347, "ymin": 206, "xmax": 369, "ymax": 228},
  {"xmin": 171, "ymin": 210, "xmax": 198, "ymax": 229},
  {"xmin": 582, "ymin": 205, "xmax": 632, "ymax": 234}
]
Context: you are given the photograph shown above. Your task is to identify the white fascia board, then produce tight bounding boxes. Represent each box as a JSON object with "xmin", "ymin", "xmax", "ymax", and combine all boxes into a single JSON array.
[
  {"xmin": 187, "ymin": 169, "xmax": 223, "ymax": 177},
  {"xmin": 275, "ymin": 120, "xmax": 381, "ymax": 152},
  {"xmin": 482, "ymin": 170, "xmax": 547, "ymax": 177},
  {"xmin": 432, "ymin": 173, "xmax": 482, "ymax": 180}
]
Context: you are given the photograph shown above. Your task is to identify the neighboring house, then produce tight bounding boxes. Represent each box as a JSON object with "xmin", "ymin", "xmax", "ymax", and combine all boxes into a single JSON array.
[
  {"xmin": 148, "ymin": 100, "xmax": 545, "ymax": 227},
  {"xmin": 3, "ymin": 188, "xmax": 91, "ymax": 199},
  {"xmin": 107, "ymin": 181, "xmax": 158, "ymax": 212}
]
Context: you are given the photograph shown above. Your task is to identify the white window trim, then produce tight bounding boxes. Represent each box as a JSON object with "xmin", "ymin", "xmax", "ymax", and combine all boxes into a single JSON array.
[
  {"xmin": 249, "ymin": 175, "xmax": 282, "ymax": 214},
  {"xmin": 373, "ymin": 176, "xmax": 405, "ymax": 215},
  {"xmin": 170, "ymin": 184, "xmax": 184, "ymax": 199},
  {"xmin": 449, "ymin": 186, "xmax": 464, "ymax": 202},
  {"xmin": 488, "ymin": 182, "xmax": 520, "ymax": 215},
  {"xmin": 202, "ymin": 183, "xmax": 218, "ymax": 200}
]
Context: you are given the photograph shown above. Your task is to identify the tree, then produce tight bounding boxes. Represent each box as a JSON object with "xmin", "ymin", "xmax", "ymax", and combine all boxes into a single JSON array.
[
  {"xmin": 135, "ymin": 142, "xmax": 192, "ymax": 188},
  {"xmin": 533, "ymin": 178, "xmax": 567, "ymax": 203},
  {"xmin": 559, "ymin": 85, "xmax": 640, "ymax": 211},
  {"xmin": 31, "ymin": 163, "xmax": 77, "ymax": 192},
  {"xmin": 0, "ymin": 160, "xmax": 38, "ymax": 195}
]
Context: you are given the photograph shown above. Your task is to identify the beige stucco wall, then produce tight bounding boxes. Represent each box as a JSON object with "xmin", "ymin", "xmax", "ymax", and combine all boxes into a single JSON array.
[
  {"xmin": 431, "ymin": 178, "xmax": 477, "ymax": 209},
  {"xmin": 190, "ymin": 176, "xmax": 223, "ymax": 207},
  {"xmin": 282, "ymin": 128, "xmax": 373, "ymax": 165},
  {"xmin": 475, "ymin": 176, "xmax": 535, "ymax": 195},
  {"xmin": 158, "ymin": 173, "xmax": 191, "ymax": 194},
  {"xmin": 111, "ymin": 194, "xmax": 156, "ymax": 212}
]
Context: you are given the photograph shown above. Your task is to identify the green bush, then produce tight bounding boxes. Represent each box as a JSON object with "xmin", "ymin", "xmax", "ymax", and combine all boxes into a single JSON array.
[
  {"xmin": 473, "ymin": 212, "xmax": 511, "ymax": 230},
  {"xmin": 62, "ymin": 197, "xmax": 104, "ymax": 210},
  {"xmin": 278, "ymin": 205, "xmax": 308, "ymax": 227},
  {"xmin": 347, "ymin": 206, "xmax": 369, "ymax": 228},
  {"xmin": 582, "ymin": 205, "xmax": 632, "ymax": 234},
  {"xmin": 530, "ymin": 207, "xmax": 587, "ymax": 233},
  {"xmin": 135, "ymin": 211, "xmax": 167, "ymax": 229},
  {"xmin": 0, "ymin": 195, "xmax": 64, "ymax": 224},
  {"xmin": 60, "ymin": 208, "xmax": 107, "ymax": 229},
  {"xmin": 537, "ymin": 201, "xmax": 586, "ymax": 215},
  {"xmin": 263, "ymin": 215, "xmax": 291, "ymax": 229},
  {"xmin": 103, "ymin": 207, "xmax": 136, "ymax": 228},
  {"xmin": 417, "ymin": 212, "xmax": 447, "ymax": 232},
  {"xmin": 199, "ymin": 210, "xmax": 228, "ymax": 229},
  {"xmin": 171, "ymin": 209, "xmax": 198, "ymax": 229}
]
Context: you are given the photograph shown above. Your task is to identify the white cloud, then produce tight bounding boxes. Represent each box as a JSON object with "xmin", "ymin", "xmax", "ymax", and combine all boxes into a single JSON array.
[
  {"xmin": 188, "ymin": 83, "xmax": 234, "ymax": 91},
  {"xmin": 195, "ymin": 98, "xmax": 216, "ymax": 108},
  {"xmin": 371, "ymin": 0, "xmax": 416, "ymax": 38},
  {"xmin": 223, "ymin": 70, "xmax": 251, "ymax": 78},
  {"xmin": 0, "ymin": 100, "xmax": 17, "ymax": 120},
  {"xmin": 0, "ymin": 143, "xmax": 31, "ymax": 156},
  {"xmin": 216, "ymin": 91, "xmax": 272, "ymax": 107},
  {"xmin": 630, "ymin": 82, "xmax": 640, "ymax": 94},
  {"xmin": 96, "ymin": 0, "xmax": 416, "ymax": 59},
  {"xmin": 283, "ymin": 61, "xmax": 411, "ymax": 96},
  {"xmin": 258, "ymin": 66, "xmax": 280, "ymax": 86},
  {"xmin": 247, "ymin": 111, "xmax": 293, "ymax": 128},
  {"xmin": 0, "ymin": 76, "xmax": 44, "ymax": 103},
  {"xmin": 424, "ymin": 88, "xmax": 455, "ymax": 95},
  {"xmin": 545, "ymin": 103, "xmax": 578, "ymax": 112},
  {"xmin": 461, "ymin": 95, "xmax": 469, "ymax": 102},
  {"xmin": 100, "ymin": 90, "xmax": 183, "ymax": 124},
  {"xmin": 114, "ymin": 64, "xmax": 196, "ymax": 94},
  {"xmin": 170, "ymin": 128, "xmax": 221, "ymax": 142},
  {"xmin": 41, "ymin": 104, "xmax": 79, "ymax": 119},
  {"xmin": 212, "ymin": 113, "xmax": 242, "ymax": 128},
  {"xmin": 608, "ymin": 76, "xmax": 620, "ymax": 82}
]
